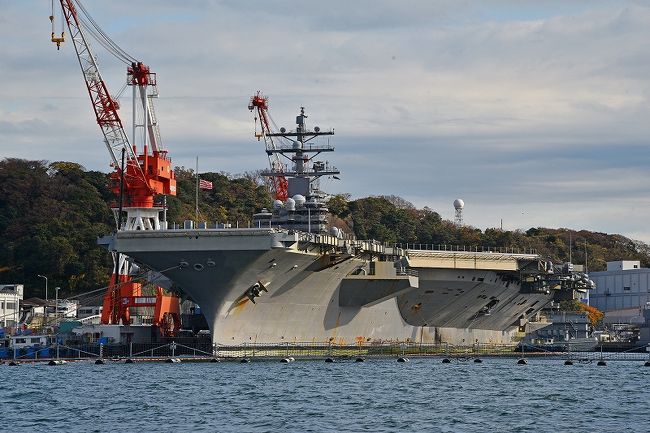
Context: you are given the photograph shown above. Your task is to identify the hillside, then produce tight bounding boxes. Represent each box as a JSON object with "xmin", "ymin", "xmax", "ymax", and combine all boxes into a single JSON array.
[
  {"xmin": 0, "ymin": 159, "xmax": 271, "ymax": 298},
  {"xmin": 329, "ymin": 194, "xmax": 650, "ymax": 270},
  {"xmin": 1, "ymin": 158, "xmax": 648, "ymax": 298}
]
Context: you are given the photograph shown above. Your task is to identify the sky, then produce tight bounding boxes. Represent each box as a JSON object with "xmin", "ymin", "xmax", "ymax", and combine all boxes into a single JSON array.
[{"xmin": 2, "ymin": 0, "xmax": 650, "ymax": 243}]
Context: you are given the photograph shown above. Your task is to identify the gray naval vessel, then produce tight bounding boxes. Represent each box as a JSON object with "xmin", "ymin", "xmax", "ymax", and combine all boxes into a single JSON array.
[{"xmin": 102, "ymin": 106, "xmax": 594, "ymax": 346}]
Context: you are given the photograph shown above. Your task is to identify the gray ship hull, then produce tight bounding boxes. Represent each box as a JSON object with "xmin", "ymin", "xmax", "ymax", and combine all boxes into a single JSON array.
[{"xmin": 107, "ymin": 228, "xmax": 553, "ymax": 345}]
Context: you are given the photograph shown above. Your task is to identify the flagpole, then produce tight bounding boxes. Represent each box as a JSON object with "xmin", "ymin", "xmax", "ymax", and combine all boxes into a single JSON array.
[{"xmin": 195, "ymin": 156, "xmax": 199, "ymax": 224}]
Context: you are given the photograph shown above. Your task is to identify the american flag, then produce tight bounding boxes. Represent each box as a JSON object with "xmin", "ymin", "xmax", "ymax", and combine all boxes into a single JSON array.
[{"xmin": 199, "ymin": 178, "xmax": 213, "ymax": 190}]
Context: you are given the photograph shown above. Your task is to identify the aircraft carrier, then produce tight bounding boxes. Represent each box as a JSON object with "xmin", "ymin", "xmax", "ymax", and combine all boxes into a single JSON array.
[{"xmin": 102, "ymin": 104, "xmax": 594, "ymax": 346}]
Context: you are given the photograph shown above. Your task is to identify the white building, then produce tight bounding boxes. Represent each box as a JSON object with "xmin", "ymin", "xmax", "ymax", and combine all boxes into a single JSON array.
[
  {"xmin": 606, "ymin": 261, "xmax": 641, "ymax": 272},
  {"xmin": 1, "ymin": 284, "xmax": 24, "ymax": 327},
  {"xmin": 590, "ymin": 261, "xmax": 650, "ymax": 323},
  {"xmin": 77, "ymin": 305, "xmax": 102, "ymax": 319}
]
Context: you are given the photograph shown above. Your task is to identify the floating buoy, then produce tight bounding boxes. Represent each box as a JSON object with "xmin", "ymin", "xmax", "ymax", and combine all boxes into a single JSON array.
[
  {"xmin": 355, "ymin": 357, "xmax": 365, "ymax": 363},
  {"xmin": 95, "ymin": 359, "xmax": 106, "ymax": 365},
  {"xmin": 517, "ymin": 358, "xmax": 528, "ymax": 365},
  {"xmin": 48, "ymin": 360, "xmax": 67, "ymax": 366},
  {"xmin": 644, "ymin": 360, "xmax": 650, "ymax": 367},
  {"xmin": 597, "ymin": 360, "xmax": 607, "ymax": 366},
  {"xmin": 397, "ymin": 357, "xmax": 409, "ymax": 363},
  {"xmin": 564, "ymin": 360, "xmax": 574, "ymax": 366},
  {"xmin": 280, "ymin": 358, "xmax": 291, "ymax": 363},
  {"xmin": 240, "ymin": 358, "xmax": 250, "ymax": 363},
  {"xmin": 473, "ymin": 358, "xmax": 483, "ymax": 363},
  {"xmin": 441, "ymin": 358, "xmax": 451, "ymax": 364},
  {"xmin": 210, "ymin": 358, "xmax": 220, "ymax": 363},
  {"xmin": 325, "ymin": 357, "xmax": 335, "ymax": 363},
  {"xmin": 165, "ymin": 358, "xmax": 181, "ymax": 364},
  {"xmin": 125, "ymin": 359, "xmax": 134, "ymax": 364}
]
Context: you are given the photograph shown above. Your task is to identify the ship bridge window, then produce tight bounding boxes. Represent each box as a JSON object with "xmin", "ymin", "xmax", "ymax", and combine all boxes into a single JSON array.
[
  {"xmin": 624, "ymin": 286, "xmax": 631, "ymax": 291},
  {"xmin": 477, "ymin": 278, "xmax": 484, "ymax": 282}
]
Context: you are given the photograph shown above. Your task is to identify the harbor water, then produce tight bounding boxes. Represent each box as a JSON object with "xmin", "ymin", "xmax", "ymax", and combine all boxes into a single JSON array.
[{"xmin": 2, "ymin": 357, "xmax": 650, "ymax": 432}]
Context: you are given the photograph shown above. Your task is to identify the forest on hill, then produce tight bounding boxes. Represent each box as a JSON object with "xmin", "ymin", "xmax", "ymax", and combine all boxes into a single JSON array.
[{"xmin": 1, "ymin": 158, "xmax": 649, "ymax": 299}]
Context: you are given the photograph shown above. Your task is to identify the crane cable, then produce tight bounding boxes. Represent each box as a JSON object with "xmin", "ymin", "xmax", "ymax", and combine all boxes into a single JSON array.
[
  {"xmin": 72, "ymin": 0, "xmax": 138, "ymax": 65},
  {"xmin": 267, "ymin": 111, "xmax": 292, "ymax": 147},
  {"xmin": 50, "ymin": 0, "xmax": 65, "ymax": 35}
]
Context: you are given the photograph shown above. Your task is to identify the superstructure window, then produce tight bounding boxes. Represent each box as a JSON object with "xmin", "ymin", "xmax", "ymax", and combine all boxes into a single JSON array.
[{"xmin": 624, "ymin": 286, "xmax": 631, "ymax": 291}]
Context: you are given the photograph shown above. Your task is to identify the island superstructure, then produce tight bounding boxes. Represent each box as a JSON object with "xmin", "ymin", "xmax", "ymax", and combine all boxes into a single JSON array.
[{"xmin": 101, "ymin": 100, "xmax": 594, "ymax": 346}]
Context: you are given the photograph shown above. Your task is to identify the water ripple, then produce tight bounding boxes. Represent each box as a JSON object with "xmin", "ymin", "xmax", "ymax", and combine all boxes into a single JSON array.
[{"xmin": 2, "ymin": 358, "xmax": 650, "ymax": 432}]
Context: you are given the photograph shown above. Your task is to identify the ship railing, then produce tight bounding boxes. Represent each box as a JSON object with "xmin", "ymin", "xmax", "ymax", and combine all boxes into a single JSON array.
[
  {"xmin": 272, "ymin": 143, "xmax": 335, "ymax": 153},
  {"xmin": 294, "ymin": 235, "xmax": 390, "ymax": 255},
  {"xmin": 395, "ymin": 243, "xmax": 538, "ymax": 255},
  {"xmin": 167, "ymin": 221, "xmax": 272, "ymax": 230},
  {"xmin": 396, "ymin": 268, "xmax": 419, "ymax": 277}
]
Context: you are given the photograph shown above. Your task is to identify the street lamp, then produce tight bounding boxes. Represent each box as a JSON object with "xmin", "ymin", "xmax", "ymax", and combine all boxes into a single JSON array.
[
  {"xmin": 54, "ymin": 286, "xmax": 62, "ymax": 360},
  {"xmin": 55, "ymin": 287, "xmax": 61, "ymax": 323},
  {"xmin": 37, "ymin": 274, "xmax": 48, "ymax": 301}
]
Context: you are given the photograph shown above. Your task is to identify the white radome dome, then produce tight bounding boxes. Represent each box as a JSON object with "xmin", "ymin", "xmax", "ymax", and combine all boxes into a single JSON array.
[
  {"xmin": 292, "ymin": 194, "xmax": 306, "ymax": 206},
  {"xmin": 273, "ymin": 199, "xmax": 284, "ymax": 209},
  {"xmin": 453, "ymin": 199, "xmax": 465, "ymax": 210},
  {"xmin": 285, "ymin": 198, "xmax": 296, "ymax": 211}
]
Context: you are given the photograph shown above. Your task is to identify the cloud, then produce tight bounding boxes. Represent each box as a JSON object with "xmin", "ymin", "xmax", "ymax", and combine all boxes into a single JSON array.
[{"xmin": 2, "ymin": 1, "xmax": 650, "ymax": 243}]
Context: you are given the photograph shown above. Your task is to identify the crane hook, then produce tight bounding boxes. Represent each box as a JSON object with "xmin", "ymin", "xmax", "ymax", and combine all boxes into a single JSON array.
[{"xmin": 50, "ymin": 7, "xmax": 65, "ymax": 50}]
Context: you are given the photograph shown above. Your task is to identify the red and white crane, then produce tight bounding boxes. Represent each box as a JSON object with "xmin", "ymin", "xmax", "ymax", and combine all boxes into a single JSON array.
[
  {"xmin": 51, "ymin": 0, "xmax": 180, "ymax": 334},
  {"xmin": 248, "ymin": 92, "xmax": 289, "ymax": 201}
]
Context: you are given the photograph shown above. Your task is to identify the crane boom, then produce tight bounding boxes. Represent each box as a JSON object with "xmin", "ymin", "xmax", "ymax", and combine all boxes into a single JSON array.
[
  {"xmin": 249, "ymin": 92, "xmax": 289, "ymax": 201},
  {"xmin": 58, "ymin": 0, "xmax": 149, "ymax": 191}
]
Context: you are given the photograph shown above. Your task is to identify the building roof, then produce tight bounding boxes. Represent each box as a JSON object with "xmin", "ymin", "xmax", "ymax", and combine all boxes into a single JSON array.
[{"xmin": 21, "ymin": 297, "xmax": 50, "ymax": 307}]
